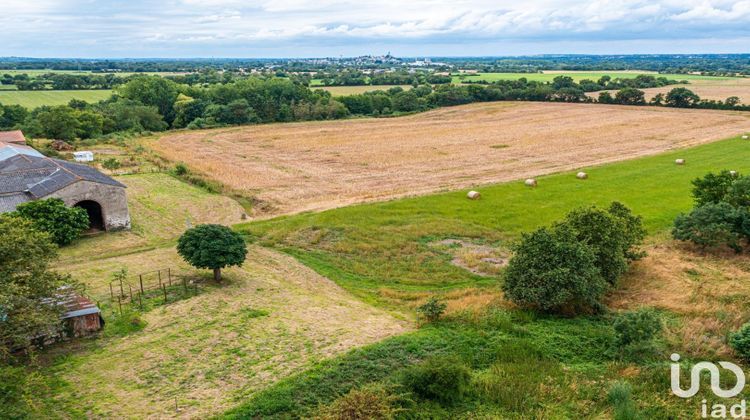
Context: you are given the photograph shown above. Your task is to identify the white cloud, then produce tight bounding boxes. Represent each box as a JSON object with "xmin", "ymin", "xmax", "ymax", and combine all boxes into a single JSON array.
[{"xmin": 3, "ymin": 0, "xmax": 750, "ymax": 56}]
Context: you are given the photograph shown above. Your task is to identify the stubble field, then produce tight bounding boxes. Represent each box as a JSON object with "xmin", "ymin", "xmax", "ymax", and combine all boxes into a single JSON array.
[{"xmin": 149, "ymin": 101, "xmax": 750, "ymax": 217}]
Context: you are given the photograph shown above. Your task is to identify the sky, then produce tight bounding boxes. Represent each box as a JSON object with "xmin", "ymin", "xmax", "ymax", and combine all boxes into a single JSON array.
[{"xmin": 3, "ymin": 0, "xmax": 750, "ymax": 58}]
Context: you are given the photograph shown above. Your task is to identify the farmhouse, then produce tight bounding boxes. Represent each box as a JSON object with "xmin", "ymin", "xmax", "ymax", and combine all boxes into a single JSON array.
[{"xmin": 0, "ymin": 131, "xmax": 130, "ymax": 231}]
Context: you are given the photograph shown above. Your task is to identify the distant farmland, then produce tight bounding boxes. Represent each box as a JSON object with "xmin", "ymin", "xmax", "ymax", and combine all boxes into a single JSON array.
[
  {"xmin": 0, "ymin": 89, "xmax": 113, "ymax": 107},
  {"xmin": 148, "ymin": 101, "xmax": 750, "ymax": 217},
  {"xmin": 317, "ymin": 85, "xmax": 412, "ymax": 96}
]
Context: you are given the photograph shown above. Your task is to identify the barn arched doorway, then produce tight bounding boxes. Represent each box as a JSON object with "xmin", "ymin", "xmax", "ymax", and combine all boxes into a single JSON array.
[{"xmin": 74, "ymin": 200, "xmax": 105, "ymax": 231}]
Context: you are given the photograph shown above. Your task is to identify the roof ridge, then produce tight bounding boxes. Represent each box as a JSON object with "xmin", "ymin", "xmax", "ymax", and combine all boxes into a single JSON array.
[{"xmin": 51, "ymin": 159, "xmax": 84, "ymax": 182}]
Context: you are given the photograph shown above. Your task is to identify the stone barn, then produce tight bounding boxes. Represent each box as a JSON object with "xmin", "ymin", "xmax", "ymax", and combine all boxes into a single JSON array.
[{"xmin": 0, "ymin": 131, "xmax": 130, "ymax": 231}]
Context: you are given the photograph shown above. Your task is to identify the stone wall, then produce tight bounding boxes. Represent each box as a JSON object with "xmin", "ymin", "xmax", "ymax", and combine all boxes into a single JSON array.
[{"xmin": 49, "ymin": 180, "xmax": 131, "ymax": 231}]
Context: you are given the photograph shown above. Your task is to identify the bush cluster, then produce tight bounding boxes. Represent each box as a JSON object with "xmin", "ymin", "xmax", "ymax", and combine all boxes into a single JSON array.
[
  {"xmin": 503, "ymin": 202, "xmax": 645, "ymax": 315},
  {"xmin": 612, "ymin": 308, "xmax": 663, "ymax": 360},
  {"xmin": 730, "ymin": 323, "xmax": 750, "ymax": 360},
  {"xmin": 673, "ymin": 170, "xmax": 750, "ymax": 252},
  {"xmin": 399, "ymin": 355, "xmax": 471, "ymax": 405},
  {"xmin": 11, "ymin": 198, "xmax": 89, "ymax": 245}
]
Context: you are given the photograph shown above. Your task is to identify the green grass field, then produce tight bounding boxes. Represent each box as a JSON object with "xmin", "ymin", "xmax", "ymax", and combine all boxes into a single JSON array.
[
  {"xmin": 227, "ymin": 134, "xmax": 750, "ymax": 419},
  {"xmin": 0, "ymin": 89, "xmax": 113, "ymax": 108},
  {"xmin": 240, "ymin": 135, "xmax": 750, "ymax": 305},
  {"xmin": 452, "ymin": 71, "xmax": 734, "ymax": 84}
]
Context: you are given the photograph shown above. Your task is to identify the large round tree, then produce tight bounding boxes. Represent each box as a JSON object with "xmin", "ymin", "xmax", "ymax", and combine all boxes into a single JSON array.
[{"xmin": 177, "ymin": 224, "xmax": 247, "ymax": 281}]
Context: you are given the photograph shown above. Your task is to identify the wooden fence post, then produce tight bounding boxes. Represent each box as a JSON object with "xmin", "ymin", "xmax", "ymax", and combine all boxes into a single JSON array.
[
  {"xmin": 163, "ymin": 285, "xmax": 167, "ymax": 304},
  {"xmin": 139, "ymin": 274, "xmax": 144, "ymax": 294}
]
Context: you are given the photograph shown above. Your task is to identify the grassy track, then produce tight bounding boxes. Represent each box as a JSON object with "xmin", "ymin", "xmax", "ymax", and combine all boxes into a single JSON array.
[
  {"xmin": 0, "ymin": 89, "xmax": 113, "ymax": 108},
  {"xmin": 239, "ymin": 136, "xmax": 750, "ymax": 305}
]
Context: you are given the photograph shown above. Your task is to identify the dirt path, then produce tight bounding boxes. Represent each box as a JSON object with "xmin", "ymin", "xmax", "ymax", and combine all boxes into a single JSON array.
[{"xmin": 149, "ymin": 102, "xmax": 750, "ymax": 218}]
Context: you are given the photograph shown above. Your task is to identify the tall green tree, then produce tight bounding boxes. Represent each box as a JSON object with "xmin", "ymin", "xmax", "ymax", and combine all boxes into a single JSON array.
[
  {"xmin": 0, "ymin": 217, "xmax": 72, "ymax": 358},
  {"xmin": 665, "ymin": 87, "xmax": 701, "ymax": 108},
  {"xmin": 118, "ymin": 76, "xmax": 180, "ymax": 125},
  {"xmin": 177, "ymin": 224, "xmax": 247, "ymax": 281}
]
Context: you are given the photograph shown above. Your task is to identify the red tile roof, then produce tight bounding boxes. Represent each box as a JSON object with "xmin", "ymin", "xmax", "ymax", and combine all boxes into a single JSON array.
[{"xmin": 0, "ymin": 130, "xmax": 26, "ymax": 145}]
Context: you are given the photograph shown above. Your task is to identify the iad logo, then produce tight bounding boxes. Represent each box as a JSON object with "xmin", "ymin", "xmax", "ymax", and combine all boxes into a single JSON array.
[
  {"xmin": 671, "ymin": 353, "xmax": 747, "ymax": 418},
  {"xmin": 671, "ymin": 353, "xmax": 745, "ymax": 398}
]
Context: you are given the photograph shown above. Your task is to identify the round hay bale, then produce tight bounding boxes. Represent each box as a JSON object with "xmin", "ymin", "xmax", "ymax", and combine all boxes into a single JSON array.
[
  {"xmin": 524, "ymin": 178, "xmax": 537, "ymax": 187},
  {"xmin": 730, "ymin": 170, "xmax": 738, "ymax": 177},
  {"xmin": 675, "ymin": 159, "xmax": 685, "ymax": 165},
  {"xmin": 743, "ymin": 135, "xmax": 749, "ymax": 140},
  {"xmin": 576, "ymin": 172, "xmax": 588, "ymax": 180},
  {"xmin": 467, "ymin": 190, "xmax": 481, "ymax": 200}
]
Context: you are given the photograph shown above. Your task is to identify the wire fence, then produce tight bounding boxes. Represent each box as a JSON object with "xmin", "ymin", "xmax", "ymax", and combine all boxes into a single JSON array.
[{"xmin": 108, "ymin": 268, "xmax": 200, "ymax": 313}]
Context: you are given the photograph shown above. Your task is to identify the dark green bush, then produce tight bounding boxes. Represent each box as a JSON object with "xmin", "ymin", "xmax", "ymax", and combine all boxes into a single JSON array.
[
  {"xmin": 561, "ymin": 202, "xmax": 644, "ymax": 286},
  {"xmin": 399, "ymin": 355, "xmax": 471, "ymax": 405},
  {"xmin": 502, "ymin": 225, "xmax": 606, "ymax": 315},
  {"xmin": 729, "ymin": 323, "xmax": 750, "ymax": 360},
  {"xmin": 613, "ymin": 309, "xmax": 662, "ymax": 346},
  {"xmin": 726, "ymin": 176, "xmax": 750, "ymax": 209},
  {"xmin": 672, "ymin": 202, "xmax": 743, "ymax": 252},
  {"xmin": 692, "ymin": 170, "xmax": 739, "ymax": 206},
  {"xmin": 416, "ymin": 297, "xmax": 447, "ymax": 323},
  {"xmin": 174, "ymin": 162, "xmax": 189, "ymax": 176},
  {"xmin": 101, "ymin": 157, "xmax": 121, "ymax": 170},
  {"xmin": 13, "ymin": 198, "xmax": 89, "ymax": 245}
]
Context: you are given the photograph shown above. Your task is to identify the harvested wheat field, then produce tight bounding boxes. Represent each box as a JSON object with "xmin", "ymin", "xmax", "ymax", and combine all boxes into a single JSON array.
[
  {"xmin": 592, "ymin": 77, "xmax": 750, "ymax": 104},
  {"xmin": 643, "ymin": 77, "xmax": 750, "ymax": 103},
  {"xmin": 149, "ymin": 102, "xmax": 750, "ymax": 217}
]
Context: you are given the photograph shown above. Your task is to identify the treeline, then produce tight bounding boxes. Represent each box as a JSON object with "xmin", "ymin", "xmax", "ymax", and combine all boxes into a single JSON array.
[
  {"xmin": 314, "ymin": 70, "xmax": 451, "ymax": 86},
  {"xmin": 461, "ymin": 74, "xmax": 681, "ymax": 91},
  {"xmin": 0, "ymin": 76, "xmax": 347, "ymax": 140},
  {"xmin": 1, "ymin": 75, "xmax": 748, "ymax": 142},
  {"xmin": 2, "ymin": 73, "xmax": 130, "ymax": 90},
  {"xmin": 438, "ymin": 54, "xmax": 750, "ymax": 76}
]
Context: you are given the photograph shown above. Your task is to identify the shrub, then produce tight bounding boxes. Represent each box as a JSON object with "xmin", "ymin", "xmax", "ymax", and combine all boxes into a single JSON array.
[
  {"xmin": 613, "ymin": 308, "xmax": 662, "ymax": 346},
  {"xmin": 502, "ymin": 225, "xmax": 607, "ymax": 315},
  {"xmin": 560, "ymin": 203, "xmax": 644, "ymax": 286},
  {"xmin": 612, "ymin": 308, "xmax": 662, "ymax": 360},
  {"xmin": 174, "ymin": 162, "xmax": 189, "ymax": 176},
  {"xmin": 13, "ymin": 198, "xmax": 89, "ymax": 245},
  {"xmin": 692, "ymin": 170, "xmax": 738, "ymax": 206},
  {"xmin": 101, "ymin": 157, "xmax": 121, "ymax": 170},
  {"xmin": 316, "ymin": 386, "xmax": 399, "ymax": 420},
  {"xmin": 416, "ymin": 297, "xmax": 447, "ymax": 323},
  {"xmin": 607, "ymin": 381, "xmax": 642, "ymax": 420},
  {"xmin": 607, "ymin": 202, "xmax": 647, "ymax": 261},
  {"xmin": 726, "ymin": 176, "xmax": 750, "ymax": 209},
  {"xmin": 729, "ymin": 323, "xmax": 750, "ymax": 360},
  {"xmin": 400, "ymin": 355, "xmax": 471, "ymax": 405},
  {"xmin": 672, "ymin": 202, "xmax": 742, "ymax": 252}
]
